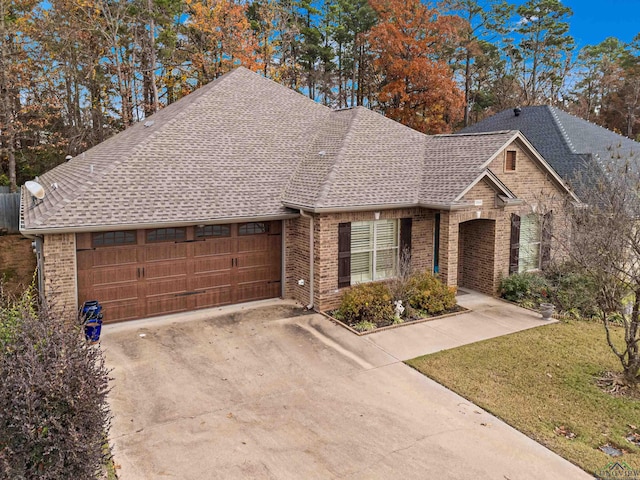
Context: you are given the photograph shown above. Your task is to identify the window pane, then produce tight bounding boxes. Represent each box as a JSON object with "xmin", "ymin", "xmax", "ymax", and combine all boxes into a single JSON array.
[
  {"xmin": 146, "ymin": 227, "xmax": 186, "ymax": 243},
  {"xmin": 351, "ymin": 251, "xmax": 372, "ymax": 284},
  {"xmin": 375, "ymin": 248, "xmax": 397, "ymax": 280},
  {"xmin": 519, "ymin": 214, "xmax": 540, "ymax": 272},
  {"xmin": 239, "ymin": 222, "xmax": 268, "ymax": 235},
  {"xmin": 93, "ymin": 231, "xmax": 136, "ymax": 247},
  {"xmin": 351, "ymin": 222, "xmax": 373, "ymax": 252},
  {"xmin": 196, "ymin": 225, "xmax": 230, "ymax": 237},
  {"xmin": 375, "ymin": 220, "xmax": 397, "ymax": 249}
]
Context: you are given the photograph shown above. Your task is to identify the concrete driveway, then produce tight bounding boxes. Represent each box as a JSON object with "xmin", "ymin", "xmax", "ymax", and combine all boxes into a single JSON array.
[{"xmin": 102, "ymin": 300, "xmax": 590, "ymax": 480}]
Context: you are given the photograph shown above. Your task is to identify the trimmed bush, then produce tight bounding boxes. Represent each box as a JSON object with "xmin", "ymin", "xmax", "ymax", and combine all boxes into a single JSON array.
[
  {"xmin": 336, "ymin": 282, "xmax": 395, "ymax": 328},
  {"xmin": 499, "ymin": 272, "xmax": 549, "ymax": 306},
  {"xmin": 500, "ymin": 265, "xmax": 600, "ymax": 319},
  {"xmin": 0, "ymin": 291, "xmax": 112, "ymax": 479},
  {"xmin": 406, "ymin": 272, "xmax": 456, "ymax": 315}
]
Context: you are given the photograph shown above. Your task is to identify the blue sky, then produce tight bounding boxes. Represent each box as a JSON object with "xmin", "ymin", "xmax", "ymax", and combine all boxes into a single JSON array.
[
  {"xmin": 563, "ymin": 0, "xmax": 638, "ymax": 47},
  {"xmin": 511, "ymin": 0, "xmax": 639, "ymax": 48}
]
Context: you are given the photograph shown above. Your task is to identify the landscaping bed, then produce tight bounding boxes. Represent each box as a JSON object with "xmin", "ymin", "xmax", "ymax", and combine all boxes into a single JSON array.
[
  {"xmin": 406, "ymin": 320, "xmax": 640, "ymax": 476},
  {"xmin": 326, "ymin": 271, "xmax": 466, "ymax": 334}
]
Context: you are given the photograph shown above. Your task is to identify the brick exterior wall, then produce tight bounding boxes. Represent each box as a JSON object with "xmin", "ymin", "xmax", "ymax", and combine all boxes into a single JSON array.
[
  {"xmin": 42, "ymin": 233, "xmax": 77, "ymax": 321},
  {"xmin": 437, "ymin": 138, "xmax": 570, "ymax": 295},
  {"xmin": 312, "ymin": 208, "xmax": 434, "ymax": 311},
  {"xmin": 458, "ymin": 219, "xmax": 496, "ymax": 294},
  {"xmin": 284, "ymin": 216, "xmax": 312, "ymax": 306}
]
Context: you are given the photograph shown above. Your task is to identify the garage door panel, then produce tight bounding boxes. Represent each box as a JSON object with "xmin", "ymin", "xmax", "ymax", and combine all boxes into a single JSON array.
[
  {"xmin": 194, "ymin": 257, "xmax": 232, "ymax": 274},
  {"xmin": 235, "ymin": 281, "xmax": 281, "ymax": 303},
  {"xmin": 193, "ymin": 238, "xmax": 232, "ymax": 257},
  {"xmin": 146, "ymin": 295, "xmax": 188, "ymax": 317},
  {"xmin": 193, "ymin": 288, "xmax": 233, "ymax": 308},
  {"xmin": 84, "ymin": 267, "xmax": 138, "ymax": 287},
  {"xmin": 100, "ymin": 300, "xmax": 141, "ymax": 323},
  {"xmin": 237, "ymin": 236, "xmax": 272, "ymax": 253},
  {"xmin": 236, "ymin": 266, "xmax": 277, "ymax": 283},
  {"xmin": 145, "ymin": 243, "xmax": 188, "ymax": 262},
  {"xmin": 144, "ymin": 262, "xmax": 188, "ymax": 280},
  {"xmin": 189, "ymin": 271, "xmax": 231, "ymax": 290},
  {"xmin": 88, "ymin": 283, "xmax": 141, "ymax": 304},
  {"xmin": 146, "ymin": 277, "xmax": 188, "ymax": 297},
  {"xmin": 77, "ymin": 247, "xmax": 138, "ymax": 270}
]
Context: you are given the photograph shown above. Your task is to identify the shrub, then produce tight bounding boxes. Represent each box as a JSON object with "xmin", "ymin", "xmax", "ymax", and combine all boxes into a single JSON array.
[
  {"xmin": 336, "ymin": 282, "xmax": 394, "ymax": 328},
  {"xmin": 0, "ymin": 292, "xmax": 112, "ymax": 479},
  {"xmin": 406, "ymin": 272, "xmax": 456, "ymax": 315},
  {"xmin": 499, "ymin": 272, "xmax": 549, "ymax": 305},
  {"xmin": 544, "ymin": 265, "xmax": 599, "ymax": 318}
]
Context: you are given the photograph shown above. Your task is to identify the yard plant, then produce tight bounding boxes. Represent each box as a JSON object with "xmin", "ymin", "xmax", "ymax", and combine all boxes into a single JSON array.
[
  {"xmin": 0, "ymin": 289, "xmax": 112, "ymax": 479},
  {"xmin": 334, "ymin": 271, "xmax": 457, "ymax": 331}
]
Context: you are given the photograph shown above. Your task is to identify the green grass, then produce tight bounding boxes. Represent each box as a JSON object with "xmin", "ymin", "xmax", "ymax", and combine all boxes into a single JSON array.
[{"xmin": 406, "ymin": 320, "xmax": 640, "ymax": 475}]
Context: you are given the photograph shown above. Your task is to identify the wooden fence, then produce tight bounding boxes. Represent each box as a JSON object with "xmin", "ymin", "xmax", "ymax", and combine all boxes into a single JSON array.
[{"xmin": 0, "ymin": 191, "xmax": 20, "ymax": 233}]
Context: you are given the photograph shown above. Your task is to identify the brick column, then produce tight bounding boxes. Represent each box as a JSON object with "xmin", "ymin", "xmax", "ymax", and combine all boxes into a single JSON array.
[
  {"xmin": 438, "ymin": 211, "xmax": 459, "ymax": 287},
  {"xmin": 42, "ymin": 233, "xmax": 77, "ymax": 321}
]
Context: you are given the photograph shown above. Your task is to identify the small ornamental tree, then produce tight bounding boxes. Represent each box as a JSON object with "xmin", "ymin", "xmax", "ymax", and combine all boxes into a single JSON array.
[
  {"xmin": 561, "ymin": 153, "xmax": 640, "ymax": 387},
  {"xmin": 0, "ymin": 290, "xmax": 111, "ymax": 479}
]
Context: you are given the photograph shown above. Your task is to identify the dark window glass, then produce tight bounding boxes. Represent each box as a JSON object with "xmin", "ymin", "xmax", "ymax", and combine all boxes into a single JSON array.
[
  {"xmin": 195, "ymin": 225, "xmax": 231, "ymax": 238},
  {"xmin": 146, "ymin": 227, "xmax": 186, "ymax": 243},
  {"xmin": 506, "ymin": 151, "xmax": 517, "ymax": 171},
  {"xmin": 92, "ymin": 231, "xmax": 136, "ymax": 247},
  {"xmin": 238, "ymin": 222, "xmax": 268, "ymax": 235}
]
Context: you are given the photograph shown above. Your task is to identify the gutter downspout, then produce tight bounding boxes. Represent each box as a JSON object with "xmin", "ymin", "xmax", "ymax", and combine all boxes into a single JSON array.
[
  {"xmin": 21, "ymin": 232, "xmax": 45, "ymax": 304},
  {"xmin": 299, "ymin": 209, "xmax": 314, "ymax": 310}
]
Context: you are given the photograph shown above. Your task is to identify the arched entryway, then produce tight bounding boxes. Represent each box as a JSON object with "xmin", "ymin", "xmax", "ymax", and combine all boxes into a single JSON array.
[{"xmin": 457, "ymin": 219, "xmax": 496, "ymax": 295}]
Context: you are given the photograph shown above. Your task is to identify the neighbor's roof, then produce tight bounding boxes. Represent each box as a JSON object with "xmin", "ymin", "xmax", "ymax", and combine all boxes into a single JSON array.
[
  {"xmin": 459, "ymin": 106, "xmax": 640, "ymax": 187},
  {"xmin": 21, "ymin": 68, "xmax": 573, "ymax": 234}
]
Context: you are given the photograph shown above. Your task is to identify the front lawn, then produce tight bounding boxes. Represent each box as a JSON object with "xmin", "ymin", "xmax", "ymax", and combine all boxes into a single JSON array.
[{"xmin": 406, "ymin": 320, "xmax": 640, "ymax": 476}]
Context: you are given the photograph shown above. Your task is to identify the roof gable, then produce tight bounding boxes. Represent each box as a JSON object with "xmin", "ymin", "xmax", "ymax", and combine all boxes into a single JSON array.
[{"xmin": 459, "ymin": 106, "xmax": 640, "ymax": 191}]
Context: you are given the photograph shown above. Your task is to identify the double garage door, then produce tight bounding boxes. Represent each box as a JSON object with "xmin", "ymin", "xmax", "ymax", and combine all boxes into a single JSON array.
[{"xmin": 77, "ymin": 221, "xmax": 282, "ymax": 323}]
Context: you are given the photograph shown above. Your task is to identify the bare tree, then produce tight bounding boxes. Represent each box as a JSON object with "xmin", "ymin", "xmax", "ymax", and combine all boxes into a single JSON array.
[{"xmin": 559, "ymin": 150, "xmax": 640, "ymax": 387}]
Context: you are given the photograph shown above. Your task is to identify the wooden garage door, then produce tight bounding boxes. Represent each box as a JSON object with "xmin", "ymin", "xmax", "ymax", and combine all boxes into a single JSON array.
[{"xmin": 77, "ymin": 222, "xmax": 282, "ymax": 323}]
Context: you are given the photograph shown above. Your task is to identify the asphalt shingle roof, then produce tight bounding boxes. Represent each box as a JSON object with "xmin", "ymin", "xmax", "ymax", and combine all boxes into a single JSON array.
[
  {"xmin": 21, "ymin": 68, "xmax": 560, "ymax": 233},
  {"xmin": 459, "ymin": 106, "xmax": 640, "ymax": 188},
  {"xmin": 421, "ymin": 131, "xmax": 518, "ymax": 204}
]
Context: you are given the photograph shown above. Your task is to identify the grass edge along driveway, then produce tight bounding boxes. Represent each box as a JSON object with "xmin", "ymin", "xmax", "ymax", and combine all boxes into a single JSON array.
[{"xmin": 406, "ymin": 320, "xmax": 640, "ymax": 476}]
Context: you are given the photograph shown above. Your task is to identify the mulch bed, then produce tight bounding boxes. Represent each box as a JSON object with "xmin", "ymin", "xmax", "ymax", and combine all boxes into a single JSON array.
[{"xmin": 322, "ymin": 304, "xmax": 468, "ymax": 336}]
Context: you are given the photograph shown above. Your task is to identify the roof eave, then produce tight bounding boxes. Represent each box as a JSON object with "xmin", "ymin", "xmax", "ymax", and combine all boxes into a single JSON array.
[
  {"xmin": 20, "ymin": 212, "xmax": 300, "ymax": 236},
  {"xmin": 282, "ymin": 201, "xmax": 474, "ymax": 213}
]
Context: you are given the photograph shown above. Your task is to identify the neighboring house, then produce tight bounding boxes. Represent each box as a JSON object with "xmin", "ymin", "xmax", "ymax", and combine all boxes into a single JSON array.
[
  {"xmin": 460, "ymin": 106, "xmax": 640, "ymax": 193},
  {"xmin": 20, "ymin": 68, "xmax": 578, "ymax": 323}
]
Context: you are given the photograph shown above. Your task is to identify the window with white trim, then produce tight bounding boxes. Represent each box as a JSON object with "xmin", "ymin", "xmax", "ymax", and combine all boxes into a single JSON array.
[
  {"xmin": 350, "ymin": 220, "xmax": 399, "ymax": 284},
  {"xmin": 519, "ymin": 214, "xmax": 541, "ymax": 272}
]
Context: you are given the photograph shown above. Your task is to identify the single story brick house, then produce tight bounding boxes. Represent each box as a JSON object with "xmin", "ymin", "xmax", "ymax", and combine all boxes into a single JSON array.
[{"xmin": 20, "ymin": 68, "xmax": 578, "ymax": 323}]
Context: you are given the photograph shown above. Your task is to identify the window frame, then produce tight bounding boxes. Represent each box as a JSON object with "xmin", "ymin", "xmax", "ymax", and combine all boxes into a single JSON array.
[
  {"xmin": 505, "ymin": 150, "xmax": 517, "ymax": 172},
  {"xmin": 195, "ymin": 224, "xmax": 231, "ymax": 238},
  {"xmin": 350, "ymin": 219, "xmax": 399, "ymax": 284},
  {"xmin": 145, "ymin": 227, "xmax": 187, "ymax": 243},
  {"xmin": 238, "ymin": 222, "xmax": 269, "ymax": 235},
  {"xmin": 92, "ymin": 230, "xmax": 137, "ymax": 247},
  {"xmin": 518, "ymin": 214, "xmax": 541, "ymax": 272}
]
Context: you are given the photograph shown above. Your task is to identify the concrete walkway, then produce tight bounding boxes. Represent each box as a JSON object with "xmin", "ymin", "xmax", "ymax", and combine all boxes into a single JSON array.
[
  {"xmin": 366, "ymin": 289, "xmax": 553, "ymax": 360},
  {"xmin": 101, "ymin": 295, "xmax": 589, "ymax": 480}
]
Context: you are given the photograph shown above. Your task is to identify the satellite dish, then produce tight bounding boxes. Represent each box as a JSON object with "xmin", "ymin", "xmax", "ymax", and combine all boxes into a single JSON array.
[{"xmin": 25, "ymin": 181, "xmax": 45, "ymax": 200}]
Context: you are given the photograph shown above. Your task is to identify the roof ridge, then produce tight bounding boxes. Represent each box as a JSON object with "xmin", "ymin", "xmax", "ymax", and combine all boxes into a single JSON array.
[
  {"xmin": 434, "ymin": 130, "xmax": 514, "ymax": 137},
  {"xmin": 280, "ymin": 109, "xmax": 334, "ymax": 206},
  {"xmin": 315, "ymin": 108, "xmax": 361, "ymax": 207},
  {"xmin": 548, "ymin": 106, "xmax": 578, "ymax": 154}
]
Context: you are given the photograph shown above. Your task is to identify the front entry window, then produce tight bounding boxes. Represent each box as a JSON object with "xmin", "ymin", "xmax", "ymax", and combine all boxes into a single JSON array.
[
  {"xmin": 519, "ymin": 214, "xmax": 541, "ymax": 272},
  {"xmin": 350, "ymin": 220, "xmax": 399, "ymax": 284}
]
